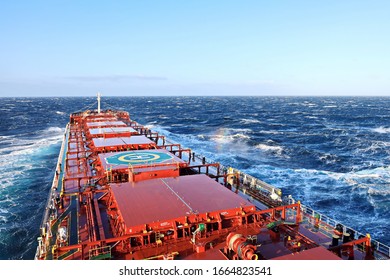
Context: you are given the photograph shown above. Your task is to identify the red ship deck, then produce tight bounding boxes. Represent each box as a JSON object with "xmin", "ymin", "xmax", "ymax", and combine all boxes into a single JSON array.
[
  {"xmin": 87, "ymin": 121, "xmax": 127, "ymax": 128},
  {"xmin": 92, "ymin": 136, "xmax": 155, "ymax": 147},
  {"xmin": 109, "ymin": 174, "xmax": 255, "ymax": 234},
  {"xmin": 92, "ymin": 135, "xmax": 156, "ymax": 151},
  {"xmin": 271, "ymin": 246, "xmax": 341, "ymax": 260},
  {"xmin": 89, "ymin": 127, "xmax": 137, "ymax": 136}
]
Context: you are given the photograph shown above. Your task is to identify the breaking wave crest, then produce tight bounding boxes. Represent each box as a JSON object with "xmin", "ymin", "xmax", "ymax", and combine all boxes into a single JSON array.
[
  {"xmin": 211, "ymin": 133, "xmax": 250, "ymax": 143},
  {"xmin": 255, "ymin": 143, "xmax": 284, "ymax": 155},
  {"xmin": 372, "ymin": 126, "xmax": 390, "ymax": 134},
  {"xmin": 240, "ymin": 118, "xmax": 261, "ymax": 124},
  {"xmin": 0, "ymin": 127, "xmax": 63, "ymax": 159}
]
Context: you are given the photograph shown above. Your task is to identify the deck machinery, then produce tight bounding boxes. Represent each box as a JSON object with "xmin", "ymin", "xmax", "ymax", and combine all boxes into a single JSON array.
[{"xmin": 35, "ymin": 99, "xmax": 388, "ymax": 260}]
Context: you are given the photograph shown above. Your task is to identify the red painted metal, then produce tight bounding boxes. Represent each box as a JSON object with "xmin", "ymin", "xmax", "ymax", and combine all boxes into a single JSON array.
[
  {"xmin": 92, "ymin": 136, "xmax": 156, "ymax": 152},
  {"xmin": 107, "ymin": 174, "xmax": 255, "ymax": 234},
  {"xmin": 272, "ymin": 246, "xmax": 341, "ymax": 260},
  {"xmin": 226, "ymin": 233, "xmax": 258, "ymax": 260},
  {"xmin": 87, "ymin": 121, "xmax": 127, "ymax": 128},
  {"xmin": 89, "ymin": 127, "xmax": 138, "ymax": 138}
]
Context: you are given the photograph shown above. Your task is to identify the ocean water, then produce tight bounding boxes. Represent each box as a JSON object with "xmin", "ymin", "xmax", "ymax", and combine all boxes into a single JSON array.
[{"xmin": 0, "ymin": 96, "xmax": 389, "ymax": 259}]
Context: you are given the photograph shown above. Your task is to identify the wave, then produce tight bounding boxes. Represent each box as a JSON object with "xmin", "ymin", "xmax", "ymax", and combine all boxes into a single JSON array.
[
  {"xmin": 302, "ymin": 165, "xmax": 389, "ymax": 177},
  {"xmin": 0, "ymin": 211, "xmax": 8, "ymax": 223},
  {"xmin": 211, "ymin": 133, "xmax": 250, "ymax": 144},
  {"xmin": 272, "ymin": 166, "xmax": 389, "ymax": 233},
  {"xmin": 258, "ymin": 130, "xmax": 282, "ymax": 135},
  {"xmin": 0, "ymin": 127, "xmax": 63, "ymax": 169},
  {"xmin": 303, "ymin": 102, "xmax": 317, "ymax": 107},
  {"xmin": 45, "ymin": 127, "xmax": 63, "ymax": 134},
  {"xmin": 255, "ymin": 143, "xmax": 284, "ymax": 155},
  {"xmin": 367, "ymin": 188, "xmax": 390, "ymax": 196},
  {"xmin": 0, "ymin": 170, "xmax": 26, "ymax": 189},
  {"xmin": 372, "ymin": 126, "xmax": 390, "ymax": 134},
  {"xmin": 149, "ymin": 125, "xmax": 212, "ymax": 148},
  {"xmin": 226, "ymin": 128, "xmax": 252, "ymax": 133},
  {"xmin": 324, "ymin": 105, "xmax": 338, "ymax": 108},
  {"xmin": 240, "ymin": 118, "xmax": 261, "ymax": 124},
  {"xmin": 355, "ymin": 141, "xmax": 390, "ymax": 154},
  {"xmin": 318, "ymin": 153, "xmax": 338, "ymax": 164},
  {"xmin": 0, "ymin": 129, "xmax": 63, "ymax": 158},
  {"xmin": 56, "ymin": 111, "xmax": 66, "ymax": 115}
]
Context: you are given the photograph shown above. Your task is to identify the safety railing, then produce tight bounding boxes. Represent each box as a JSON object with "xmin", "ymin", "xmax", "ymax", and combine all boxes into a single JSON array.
[
  {"xmin": 35, "ymin": 123, "xmax": 69, "ymax": 259},
  {"xmin": 299, "ymin": 202, "xmax": 390, "ymax": 258}
]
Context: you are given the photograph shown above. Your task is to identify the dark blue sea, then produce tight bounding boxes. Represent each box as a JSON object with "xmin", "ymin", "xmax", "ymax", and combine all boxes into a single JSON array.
[{"xmin": 1, "ymin": 96, "xmax": 389, "ymax": 259}]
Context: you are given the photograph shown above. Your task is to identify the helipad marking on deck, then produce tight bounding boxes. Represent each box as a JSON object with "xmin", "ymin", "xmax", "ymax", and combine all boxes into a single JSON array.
[
  {"xmin": 118, "ymin": 153, "xmax": 160, "ymax": 163},
  {"xmin": 105, "ymin": 151, "xmax": 173, "ymax": 165}
]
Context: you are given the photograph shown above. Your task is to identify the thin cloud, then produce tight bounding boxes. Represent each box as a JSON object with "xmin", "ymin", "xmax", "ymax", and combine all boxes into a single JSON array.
[{"xmin": 65, "ymin": 74, "xmax": 168, "ymax": 82}]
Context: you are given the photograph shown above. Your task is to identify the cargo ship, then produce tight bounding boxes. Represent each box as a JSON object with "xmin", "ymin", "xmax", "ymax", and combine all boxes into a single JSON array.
[{"xmin": 35, "ymin": 94, "xmax": 390, "ymax": 260}]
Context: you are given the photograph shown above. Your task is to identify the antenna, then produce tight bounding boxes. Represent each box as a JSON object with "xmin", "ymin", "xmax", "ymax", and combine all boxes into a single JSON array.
[{"xmin": 97, "ymin": 92, "xmax": 101, "ymax": 113}]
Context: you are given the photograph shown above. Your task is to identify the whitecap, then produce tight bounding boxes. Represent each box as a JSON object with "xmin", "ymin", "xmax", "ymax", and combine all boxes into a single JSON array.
[
  {"xmin": 212, "ymin": 133, "xmax": 250, "ymax": 143},
  {"xmin": 226, "ymin": 128, "xmax": 252, "ymax": 133},
  {"xmin": 319, "ymin": 153, "xmax": 337, "ymax": 164},
  {"xmin": 255, "ymin": 143, "xmax": 284, "ymax": 155},
  {"xmin": 0, "ymin": 214, "xmax": 8, "ymax": 224},
  {"xmin": 367, "ymin": 188, "xmax": 390, "ymax": 196},
  {"xmin": 0, "ymin": 134, "xmax": 62, "ymax": 158},
  {"xmin": 240, "ymin": 118, "xmax": 261, "ymax": 124},
  {"xmin": 232, "ymin": 133, "xmax": 251, "ymax": 140},
  {"xmin": 56, "ymin": 111, "xmax": 66, "ymax": 115},
  {"xmin": 303, "ymin": 102, "xmax": 317, "ymax": 107},
  {"xmin": 258, "ymin": 130, "xmax": 281, "ymax": 135},
  {"xmin": 324, "ymin": 105, "xmax": 338, "ymax": 108},
  {"xmin": 0, "ymin": 135, "xmax": 13, "ymax": 140},
  {"xmin": 355, "ymin": 141, "xmax": 390, "ymax": 154},
  {"xmin": 372, "ymin": 126, "xmax": 390, "ymax": 134},
  {"xmin": 45, "ymin": 127, "xmax": 64, "ymax": 134},
  {"xmin": 0, "ymin": 126, "xmax": 63, "ymax": 193}
]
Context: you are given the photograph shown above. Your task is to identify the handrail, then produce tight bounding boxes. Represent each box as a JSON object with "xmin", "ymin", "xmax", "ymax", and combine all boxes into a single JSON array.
[
  {"xmin": 299, "ymin": 202, "xmax": 390, "ymax": 258},
  {"xmin": 39, "ymin": 123, "xmax": 68, "ymax": 226},
  {"xmin": 35, "ymin": 123, "xmax": 69, "ymax": 259}
]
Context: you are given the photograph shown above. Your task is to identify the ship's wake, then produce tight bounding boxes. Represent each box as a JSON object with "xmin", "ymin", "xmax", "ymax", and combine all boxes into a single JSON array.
[{"xmin": 0, "ymin": 127, "xmax": 63, "ymax": 259}]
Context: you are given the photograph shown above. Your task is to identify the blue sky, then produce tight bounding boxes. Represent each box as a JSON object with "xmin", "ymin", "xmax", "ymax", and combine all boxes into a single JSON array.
[{"xmin": 1, "ymin": 0, "xmax": 390, "ymax": 96}]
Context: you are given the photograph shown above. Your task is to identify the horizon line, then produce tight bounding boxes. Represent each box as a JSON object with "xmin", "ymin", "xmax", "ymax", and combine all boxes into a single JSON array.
[{"xmin": 1, "ymin": 94, "xmax": 390, "ymax": 98}]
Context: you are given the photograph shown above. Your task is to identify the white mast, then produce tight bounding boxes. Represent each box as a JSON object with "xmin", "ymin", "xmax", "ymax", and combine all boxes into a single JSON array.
[{"xmin": 97, "ymin": 92, "xmax": 101, "ymax": 113}]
